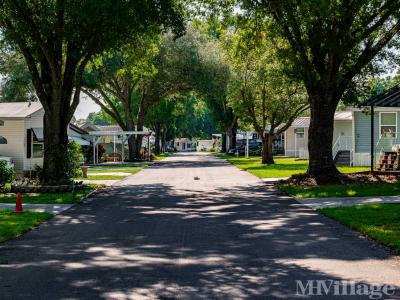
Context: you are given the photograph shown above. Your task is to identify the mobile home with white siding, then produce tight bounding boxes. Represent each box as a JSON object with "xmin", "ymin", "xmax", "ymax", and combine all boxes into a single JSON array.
[
  {"xmin": 0, "ymin": 102, "xmax": 89, "ymax": 174},
  {"xmin": 285, "ymin": 112, "xmax": 353, "ymax": 161}
]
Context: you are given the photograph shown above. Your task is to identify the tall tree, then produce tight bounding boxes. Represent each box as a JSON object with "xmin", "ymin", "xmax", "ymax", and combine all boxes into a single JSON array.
[
  {"xmin": 146, "ymin": 97, "xmax": 178, "ymax": 154},
  {"xmin": 0, "ymin": 45, "xmax": 35, "ymax": 102},
  {"xmin": 85, "ymin": 26, "xmax": 225, "ymax": 159},
  {"xmin": 242, "ymin": 0, "xmax": 400, "ymax": 182},
  {"xmin": 0, "ymin": 0, "xmax": 183, "ymax": 182},
  {"xmin": 192, "ymin": 19, "xmax": 237, "ymax": 153},
  {"xmin": 83, "ymin": 34, "xmax": 160, "ymax": 160},
  {"xmin": 225, "ymin": 25, "xmax": 308, "ymax": 164},
  {"xmin": 171, "ymin": 95, "xmax": 218, "ymax": 140},
  {"xmin": 86, "ymin": 111, "xmax": 113, "ymax": 126}
]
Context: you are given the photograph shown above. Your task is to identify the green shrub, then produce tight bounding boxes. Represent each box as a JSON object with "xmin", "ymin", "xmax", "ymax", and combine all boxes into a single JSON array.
[
  {"xmin": 31, "ymin": 164, "xmax": 43, "ymax": 181},
  {"xmin": 65, "ymin": 141, "xmax": 84, "ymax": 178},
  {"xmin": 0, "ymin": 160, "xmax": 15, "ymax": 187},
  {"xmin": 31, "ymin": 142, "xmax": 84, "ymax": 182}
]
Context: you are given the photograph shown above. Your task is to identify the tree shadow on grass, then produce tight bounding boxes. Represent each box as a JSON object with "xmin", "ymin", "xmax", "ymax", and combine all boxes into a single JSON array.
[{"xmin": 0, "ymin": 181, "xmax": 399, "ymax": 299}]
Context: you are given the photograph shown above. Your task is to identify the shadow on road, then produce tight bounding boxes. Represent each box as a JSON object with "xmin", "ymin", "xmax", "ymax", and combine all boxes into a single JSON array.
[{"xmin": 0, "ymin": 153, "xmax": 399, "ymax": 299}]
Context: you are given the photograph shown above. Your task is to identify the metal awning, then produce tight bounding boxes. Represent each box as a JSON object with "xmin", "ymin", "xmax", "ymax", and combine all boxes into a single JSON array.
[
  {"xmin": 90, "ymin": 130, "xmax": 153, "ymax": 164},
  {"xmin": 357, "ymin": 84, "xmax": 400, "ymax": 173},
  {"xmin": 69, "ymin": 136, "xmax": 91, "ymax": 146},
  {"xmin": 359, "ymin": 84, "xmax": 400, "ymax": 107},
  {"xmin": 89, "ymin": 131, "xmax": 151, "ymax": 136},
  {"xmin": 32, "ymin": 128, "xmax": 44, "ymax": 142}
]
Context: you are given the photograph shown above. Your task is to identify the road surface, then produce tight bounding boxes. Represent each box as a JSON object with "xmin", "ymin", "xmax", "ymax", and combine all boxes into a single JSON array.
[{"xmin": 0, "ymin": 153, "xmax": 400, "ymax": 299}]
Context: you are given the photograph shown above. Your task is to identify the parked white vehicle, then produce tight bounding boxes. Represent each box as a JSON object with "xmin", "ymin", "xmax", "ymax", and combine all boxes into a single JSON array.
[{"xmin": 0, "ymin": 156, "xmax": 15, "ymax": 169}]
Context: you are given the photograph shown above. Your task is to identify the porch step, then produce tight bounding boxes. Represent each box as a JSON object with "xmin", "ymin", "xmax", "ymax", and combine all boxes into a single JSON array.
[
  {"xmin": 334, "ymin": 150, "xmax": 351, "ymax": 166},
  {"xmin": 376, "ymin": 151, "xmax": 399, "ymax": 171}
]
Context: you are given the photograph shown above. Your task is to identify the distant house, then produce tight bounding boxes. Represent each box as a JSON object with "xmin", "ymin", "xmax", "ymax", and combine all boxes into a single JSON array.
[
  {"xmin": 196, "ymin": 140, "xmax": 215, "ymax": 151},
  {"xmin": 174, "ymin": 138, "xmax": 197, "ymax": 152},
  {"xmin": 0, "ymin": 102, "xmax": 90, "ymax": 174}
]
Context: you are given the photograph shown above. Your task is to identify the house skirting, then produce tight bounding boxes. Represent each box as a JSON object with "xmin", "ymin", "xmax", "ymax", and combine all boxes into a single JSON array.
[
  {"xmin": 353, "ymin": 153, "xmax": 371, "ymax": 167},
  {"xmin": 285, "ymin": 149, "xmax": 309, "ymax": 159},
  {"xmin": 284, "ymin": 151, "xmax": 370, "ymax": 167}
]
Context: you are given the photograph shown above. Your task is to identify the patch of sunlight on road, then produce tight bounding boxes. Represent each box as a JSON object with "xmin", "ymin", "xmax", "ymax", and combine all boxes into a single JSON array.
[
  {"xmin": 276, "ymin": 258, "xmax": 400, "ymax": 286},
  {"xmin": 63, "ymin": 246, "xmax": 239, "ymax": 270}
]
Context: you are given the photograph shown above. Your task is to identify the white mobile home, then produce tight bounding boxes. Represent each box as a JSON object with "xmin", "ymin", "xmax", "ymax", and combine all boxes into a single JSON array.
[
  {"xmin": 196, "ymin": 140, "xmax": 215, "ymax": 151},
  {"xmin": 285, "ymin": 111, "xmax": 353, "ymax": 160},
  {"xmin": 0, "ymin": 102, "xmax": 89, "ymax": 174},
  {"xmin": 174, "ymin": 138, "xmax": 197, "ymax": 152}
]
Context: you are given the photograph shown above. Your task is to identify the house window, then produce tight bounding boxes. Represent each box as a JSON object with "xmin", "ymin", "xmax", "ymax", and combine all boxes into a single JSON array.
[
  {"xmin": 31, "ymin": 128, "xmax": 44, "ymax": 158},
  {"xmin": 0, "ymin": 120, "xmax": 4, "ymax": 126},
  {"xmin": 0, "ymin": 136, "xmax": 7, "ymax": 144},
  {"xmin": 380, "ymin": 112, "xmax": 397, "ymax": 137},
  {"xmin": 294, "ymin": 128, "xmax": 305, "ymax": 139},
  {"xmin": 32, "ymin": 143, "xmax": 44, "ymax": 158}
]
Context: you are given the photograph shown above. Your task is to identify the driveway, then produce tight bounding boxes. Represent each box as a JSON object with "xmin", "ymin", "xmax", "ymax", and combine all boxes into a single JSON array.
[{"xmin": 0, "ymin": 153, "xmax": 400, "ymax": 299}]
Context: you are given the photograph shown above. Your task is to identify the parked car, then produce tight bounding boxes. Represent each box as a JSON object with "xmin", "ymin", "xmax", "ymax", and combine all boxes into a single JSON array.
[
  {"xmin": 228, "ymin": 140, "xmax": 262, "ymax": 156},
  {"xmin": 0, "ymin": 156, "xmax": 15, "ymax": 169}
]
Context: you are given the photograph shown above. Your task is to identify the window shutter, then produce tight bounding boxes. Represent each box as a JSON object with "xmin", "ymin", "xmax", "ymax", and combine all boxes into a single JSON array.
[{"xmin": 27, "ymin": 129, "xmax": 32, "ymax": 158}]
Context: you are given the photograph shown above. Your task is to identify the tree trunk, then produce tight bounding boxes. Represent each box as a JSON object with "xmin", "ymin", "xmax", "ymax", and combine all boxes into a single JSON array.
[
  {"xmin": 42, "ymin": 111, "xmax": 70, "ymax": 183},
  {"xmin": 134, "ymin": 99, "xmax": 149, "ymax": 159},
  {"xmin": 231, "ymin": 121, "xmax": 237, "ymax": 150},
  {"xmin": 154, "ymin": 124, "xmax": 161, "ymax": 155},
  {"xmin": 261, "ymin": 134, "xmax": 275, "ymax": 165},
  {"xmin": 307, "ymin": 97, "xmax": 340, "ymax": 183},
  {"xmin": 221, "ymin": 133, "xmax": 227, "ymax": 153},
  {"xmin": 226, "ymin": 132, "xmax": 232, "ymax": 153},
  {"xmin": 134, "ymin": 135, "xmax": 143, "ymax": 159},
  {"xmin": 161, "ymin": 129, "xmax": 167, "ymax": 153},
  {"xmin": 126, "ymin": 118, "xmax": 136, "ymax": 161},
  {"xmin": 127, "ymin": 136, "xmax": 136, "ymax": 161}
]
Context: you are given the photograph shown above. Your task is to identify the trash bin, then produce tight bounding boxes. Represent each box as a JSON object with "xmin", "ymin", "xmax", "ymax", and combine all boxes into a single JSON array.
[{"xmin": 81, "ymin": 166, "xmax": 89, "ymax": 178}]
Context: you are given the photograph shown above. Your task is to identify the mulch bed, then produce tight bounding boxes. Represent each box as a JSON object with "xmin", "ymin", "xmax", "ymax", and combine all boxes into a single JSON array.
[
  {"xmin": 283, "ymin": 173, "xmax": 400, "ymax": 187},
  {"xmin": 11, "ymin": 181, "xmax": 84, "ymax": 193}
]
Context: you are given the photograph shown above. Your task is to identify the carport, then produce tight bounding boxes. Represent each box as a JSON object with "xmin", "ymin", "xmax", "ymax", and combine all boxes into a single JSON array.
[{"xmin": 89, "ymin": 130, "xmax": 152, "ymax": 164}]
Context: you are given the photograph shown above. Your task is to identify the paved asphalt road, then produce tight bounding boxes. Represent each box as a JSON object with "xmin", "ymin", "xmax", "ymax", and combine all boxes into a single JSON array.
[{"xmin": 1, "ymin": 153, "xmax": 400, "ymax": 299}]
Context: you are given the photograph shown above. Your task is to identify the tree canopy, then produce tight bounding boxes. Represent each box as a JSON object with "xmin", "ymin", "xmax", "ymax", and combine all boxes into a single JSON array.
[
  {"xmin": 239, "ymin": 0, "xmax": 400, "ymax": 182},
  {"xmin": 223, "ymin": 20, "xmax": 308, "ymax": 163},
  {"xmin": 0, "ymin": 0, "xmax": 184, "ymax": 181}
]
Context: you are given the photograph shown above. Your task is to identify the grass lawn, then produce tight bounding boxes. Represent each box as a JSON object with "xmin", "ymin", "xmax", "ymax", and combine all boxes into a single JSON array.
[
  {"xmin": 154, "ymin": 152, "xmax": 174, "ymax": 160},
  {"xmin": 218, "ymin": 154, "xmax": 369, "ymax": 178},
  {"xmin": 0, "ymin": 185, "xmax": 99, "ymax": 204},
  {"xmin": 0, "ymin": 210, "xmax": 52, "ymax": 243},
  {"xmin": 280, "ymin": 182, "xmax": 400, "ymax": 198},
  {"xmin": 89, "ymin": 163, "xmax": 148, "ymax": 169},
  {"xmin": 87, "ymin": 168, "xmax": 142, "ymax": 174},
  {"xmin": 320, "ymin": 204, "xmax": 400, "ymax": 251},
  {"xmin": 79, "ymin": 175, "xmax": 127, "ymax": 180},
  {"xmin": 79, "ymin": 165, "xmax": 146, "ymax": 180}
]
